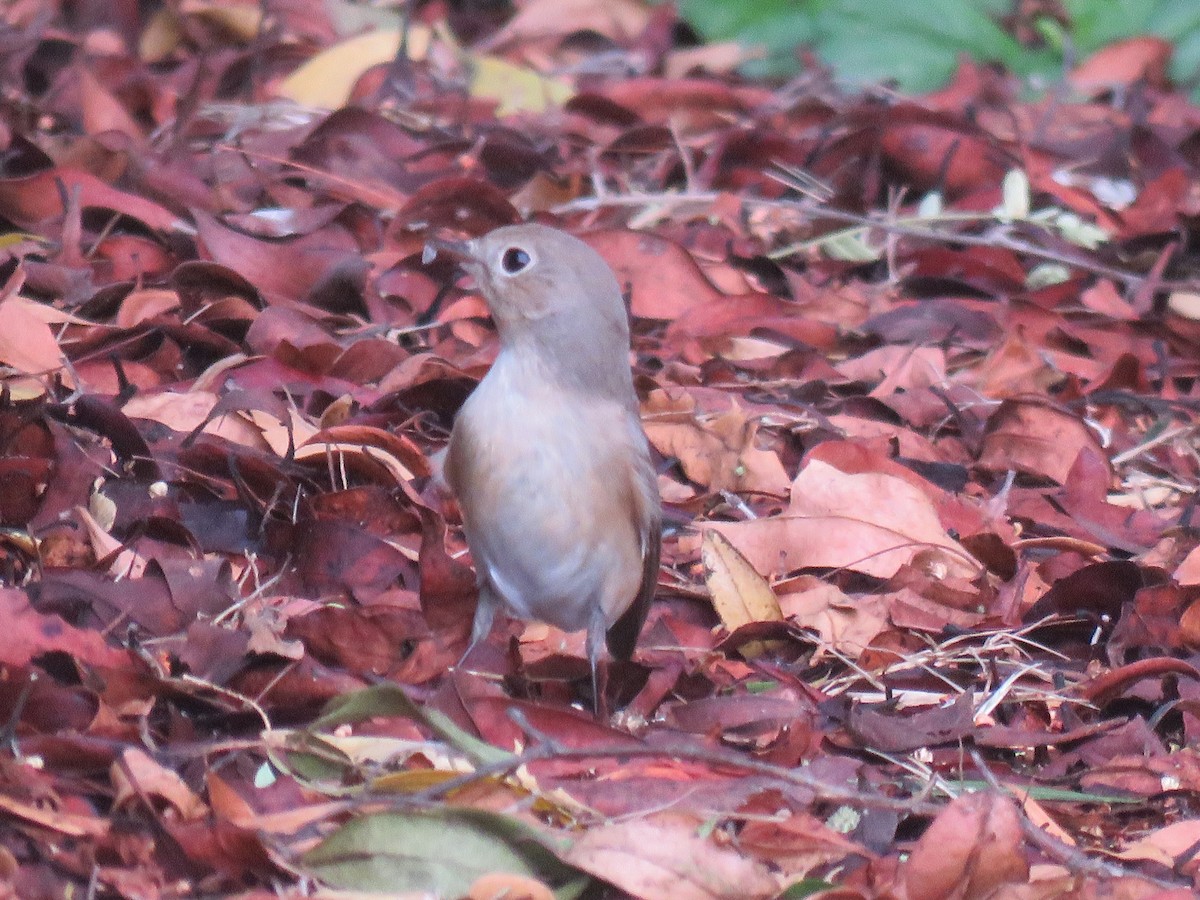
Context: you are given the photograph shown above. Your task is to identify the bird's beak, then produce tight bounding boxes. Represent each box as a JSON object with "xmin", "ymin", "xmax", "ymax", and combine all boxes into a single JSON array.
[{"xmin": 422, "ymin": 235, "xmax": 475, "ymax": 266}]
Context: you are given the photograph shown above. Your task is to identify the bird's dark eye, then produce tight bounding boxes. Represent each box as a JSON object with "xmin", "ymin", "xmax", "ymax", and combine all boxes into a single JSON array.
[{"xmin": 501, "ymin": 247, "xmax": 531, "ymax": 274}]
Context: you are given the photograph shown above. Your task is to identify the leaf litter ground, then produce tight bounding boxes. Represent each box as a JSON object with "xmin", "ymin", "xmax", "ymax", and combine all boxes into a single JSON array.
[{"xmin": 2, "ymin": 2, "xmax": 1200, "ymax": 898}]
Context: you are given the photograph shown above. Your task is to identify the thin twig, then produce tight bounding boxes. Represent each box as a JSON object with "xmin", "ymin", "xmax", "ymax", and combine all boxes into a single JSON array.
[{"xmin": 403, "ymin": 736, "xmax": 943, "ymax": 819}]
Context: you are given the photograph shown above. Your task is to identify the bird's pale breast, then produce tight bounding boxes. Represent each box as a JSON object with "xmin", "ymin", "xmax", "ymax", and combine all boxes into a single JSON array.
[{"xmin": 447, "ymin": 353, "xmax": 647, "ymax": 633}]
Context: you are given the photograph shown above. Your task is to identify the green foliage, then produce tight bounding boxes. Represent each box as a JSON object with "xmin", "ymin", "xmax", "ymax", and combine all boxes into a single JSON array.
[
  {"xmin": 678, "ymin": 0, "xmax": 1200, "ymax": 97},
  {"xmin": 303, "ymin": 808, "xmax": 589, "ymax": 896}
]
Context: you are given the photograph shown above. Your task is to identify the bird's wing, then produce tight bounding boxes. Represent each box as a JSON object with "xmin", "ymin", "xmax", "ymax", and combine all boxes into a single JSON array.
[{"xmin": 605, "ymin": 422, "xmax": 662, "ymax": 661}]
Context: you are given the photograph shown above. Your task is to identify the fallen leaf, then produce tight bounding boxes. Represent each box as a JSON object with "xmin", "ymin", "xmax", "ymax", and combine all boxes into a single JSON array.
[
  {"xmin": 701, "ymin": 530, "xmax": 782, "ymax": 658},
  {"xmin": 904, "ymin": 793, "xmax": 1028, "ymax": 900},
  {"xmin": 567, "ymin": 813, "xmax": 780, "ymax": 900},
  {"xmin": 707, "ymin": 459, "xmax": 976, "ymax": 580},
  {"xmin": 276, "ymin": 28, "xmax": 432, "ymax": 109}
]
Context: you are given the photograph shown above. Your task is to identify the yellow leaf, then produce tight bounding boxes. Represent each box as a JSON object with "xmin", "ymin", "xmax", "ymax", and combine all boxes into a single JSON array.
[
  {"xmin": 467, "ymin": 54, "xmax": 574, "ymax": 117},
  {"xmin": 276, "ymin": 27, "xmax": 432, "ymax": 109},
  {"xmin": 139, "ymin": 8, "xmax": 185, "ymax": 61},
  {"xmin": 181, "ymin": 0, "xmax": 262, "ymax": 41},
  {"xmin": 701, "ymin": 530, "xmax": 782, "ymax": 659}
]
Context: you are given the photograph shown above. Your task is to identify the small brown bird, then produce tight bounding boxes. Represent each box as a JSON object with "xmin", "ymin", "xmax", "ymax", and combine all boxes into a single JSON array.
[{"xmin": 428, "ymin": 223, "xmax": 661, "ymax": 705}]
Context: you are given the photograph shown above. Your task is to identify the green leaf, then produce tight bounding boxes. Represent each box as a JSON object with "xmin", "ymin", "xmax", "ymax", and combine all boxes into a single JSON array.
[
  {"xmin": 818, "ymin": 229, "xmax": 881, "ymax": 262},
  {"xmin": 679, "ymin": 0, "xmax": 821, "ymax": 77},
  {"xmin": 303, "ymin": 808, "xmax": 587, "ymax": 896},
  {"xmin": 676, "ymin": 0, "xmax": 1200, "ymax": 99},
  {"xmin": 779, "ymin": 879, "xmax": 840, "ymax": 899}
]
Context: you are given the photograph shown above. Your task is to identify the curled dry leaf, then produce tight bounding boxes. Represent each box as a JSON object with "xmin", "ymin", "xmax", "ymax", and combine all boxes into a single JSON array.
[
  {"xmin": 112, "ymin": 748, "xmax": 208, "ymax": 820},
  {"xmin": 778, "ymin": 576, "xmax": 889, "ymax": 661},
  {"xmin": 644, "ymin": 397, "xmax": 789, "ymax": 496},
  {"xmin": 904, "ymin": 792, "xmax": 1028, "ymax": 900}
]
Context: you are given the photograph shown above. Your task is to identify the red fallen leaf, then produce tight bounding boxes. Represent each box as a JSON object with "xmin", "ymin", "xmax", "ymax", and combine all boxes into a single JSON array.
[
  {"xmin": 468, "ymin": 874, "xmax": 555, "ymax": 900},
  {"xmin": 846, "ymin": 690, "xmax": 976, "ymax": 754},
  {"xmin": 708, "ymin": 458, "xmax": 975, "ymax": 580},
  {"xmin": 737, "ymin": 807, "xmax": 874, "ymax": 881},
  {"xmin": 779, "ymin": 577, "xmax": 890, "ymax": 659},
  {"xmin": 879, "ymin": 122, "xmax": 1008, "ymax": 197},
  {"xmin": 0, "ymin": 587, "xmax": 130, "ymax": 670},
  {"xmin": 1023, "ymin": 148, "xmax": 1123, "ymax": 231},
  {"xmin": 290, "ymin": 108, "xmax": 422, "ymax": 206},
  {"xmin": 244, "ymin": 305, "xmax": 341, "ymax": 371},
  {"xmin": 0, "ymin": 456, "xmax": 52, "ymax": 526},
  {"xmin": 193, "ymin": 210, "xmax": 359, "ymax": 305},
  {"xmin": 1080, "ymin": 279, "xmax": 1139, "ymax": 320},
  {"xmin": 0, "ymin": 296, "xmax": 68, "ymax": 377},
  {"xmin": 113, "ymin": 746, "xmax": 207, "ymax": 819},
  {"xmin": 965, "ymin": 328, "xmax": 1064, "ymax": 398},
  {"xmin": 288, "ymin": 595, "xmax": 448, "ymax": 680},
  {"xmin": 330, "ymin": 338, "xmax": 408, "ymax": 383},
  {"xmin": 300, "ymin": 424, "xmax": 432, "ymax": 481},
  {"xmin": 974, "ymin": 716, "xmax": 1126, "ymax": 750},
  {"xmin": 164, "ymin": 818, "xmax": 276, "ymax": 881},
  {"xmin": 0, "ymin": 167, "xmax": 180, "ymax": 232},
  {"xmin": 886, "ymin": 584, "xmax": 991, "ymax": 633},
  {"xmin": 662, "ymin": 691, "xmax": 820, "ymax": 754},
  {"xmin": 903, "ymin": 245, "xmax": 1027, "ymax": 294},
  {"xmin": 0, "ymin": 788, "xmax": 109, "ymax": 839},
  {"xmin": 394, "ymin": 176, "xmax": 519, "ymax": 238},
  {"xmin": 78, "ymin": 65, "xmax": 144, "ymax": 139},
  {"xmin": 804, "ymin": 437, "xmax": 946, "ymax": 498},
  {"xmin": 1058, "ymin": 448, "xmax": 1164, "ymax": 553},
  {"xmin": 292, "ymin": 517, "xmax": 414, "ymax": 598},
  {"xmin": 0, "ymin": 675, "xmax": 98, "ymax": 735},
  {"xmin": 922, "ymin": 57, "xmax": 1010, "ymax": 112},
  {"xmin": 1116, "ymin": 819, "xmax": 1200, "ymax": 872},
  {"xmin": 94, "ymin": 233, "xmax": 173, "ymax": 281},
  {"xmin": 1070, "ymin": 36, "xmax": 1172, "ymax": 94},
  {"xmin": 600, "ymin": 77, "xmax": 775, "ymax": 129},
  {"xmin": 583, "ymin": 229, "xmax": 722, "ymax": 319},
  {"xmin": 488, "ymin": 0, "xmax": 650, "ymax": 47},
  {"xmin": 903, "ymin": 793, "xmax": 1028, "ymax": 900},
  {"xmin": 977, "ymin": 400, "xmax": 1107, "ymax": 485},
  {"xmin": 416, "ymin": 505, "xmax": 477, "ymax": 635},
  {"xmin": 663, "ymin": 292, "xmax": 841, "ymax": 363},
  {"xmin": 1109, "ymin": 583, "xmax": 1191, "ymax": 653},
  {"xmin": 1176, "ymin": 547, "xmax": 1200, "ymax": 587},
  {"xmin": 1115, "ymin": 168, "xmax": 1193, "ymax": 237},
  {"xmin": 1084, "ymin": 351, "xmax": 1150, "ymax": 395},
  {"xmin": 174, "ymin": 620, "xmax": 252, "ymax": 684}
]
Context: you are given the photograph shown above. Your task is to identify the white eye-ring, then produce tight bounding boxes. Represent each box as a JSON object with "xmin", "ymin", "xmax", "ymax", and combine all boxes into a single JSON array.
[{"xmin": 500, "ymin": 246, "xmax": 532, "ymax": 275}]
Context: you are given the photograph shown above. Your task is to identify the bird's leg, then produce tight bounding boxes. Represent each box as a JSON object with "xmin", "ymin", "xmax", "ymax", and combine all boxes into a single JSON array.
[
  {"xmin": 587, "ymin": 603, "xmax": 609, "ymax": 718},
  {"xmin": 458, "ymin": 581, "xmax": 498, "ymax": 667}
]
